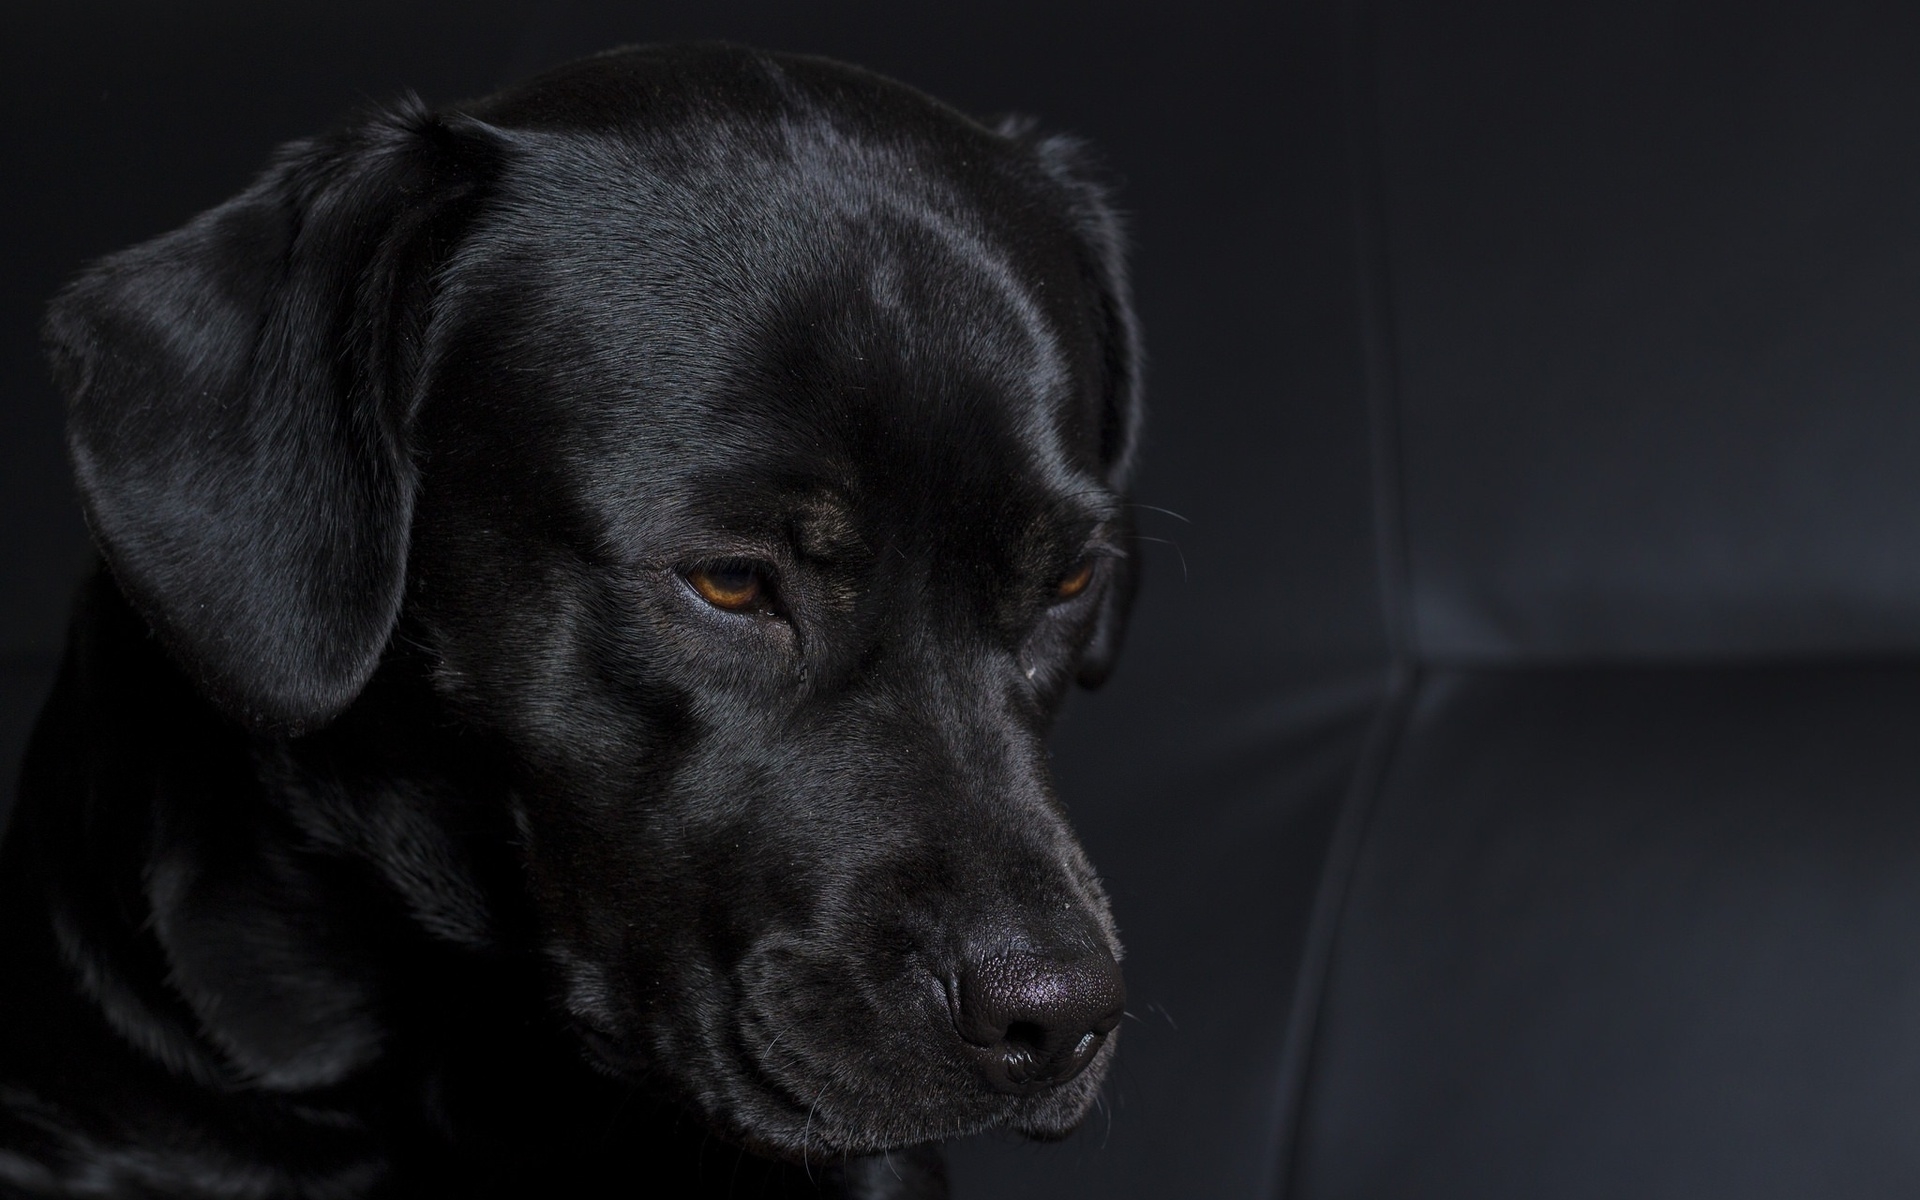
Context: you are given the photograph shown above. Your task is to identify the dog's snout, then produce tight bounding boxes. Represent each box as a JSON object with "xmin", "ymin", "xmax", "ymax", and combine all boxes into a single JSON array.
[{"xmin": 953, "ymin": 948, "xmax": 1124, "ymax": 1095}]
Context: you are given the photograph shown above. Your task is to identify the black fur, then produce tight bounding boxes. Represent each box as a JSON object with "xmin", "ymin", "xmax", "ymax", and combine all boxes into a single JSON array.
[{"xmin": 1, "ymin": 44, "xmax": 1142, "ymax": 1198}]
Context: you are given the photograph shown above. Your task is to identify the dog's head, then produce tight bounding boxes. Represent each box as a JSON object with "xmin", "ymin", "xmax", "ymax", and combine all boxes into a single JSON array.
[{"xmin": 44, "ymin": 46, "xmax": 1142, "ymax": 1158}]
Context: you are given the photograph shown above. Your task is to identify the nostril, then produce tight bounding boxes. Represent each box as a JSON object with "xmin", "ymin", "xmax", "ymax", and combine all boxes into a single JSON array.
[{"xmin": 953, "ymin": 947, "xmax": 1125, "ymax": 1096}]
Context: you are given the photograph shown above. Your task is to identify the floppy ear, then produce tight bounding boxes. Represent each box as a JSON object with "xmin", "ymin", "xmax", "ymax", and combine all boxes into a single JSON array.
[
  {"xmin": 45, "ymin": 101, "xmax": 501, "ymax": 735},
  {"xmin": 1015, "ymin": 129, "xmax": 1146, "ymax": 690}
]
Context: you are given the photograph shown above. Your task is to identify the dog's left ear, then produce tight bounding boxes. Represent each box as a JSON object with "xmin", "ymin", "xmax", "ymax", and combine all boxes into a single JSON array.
[
  {"xmin": 1015, "ymin": 129, "xmax": 1146, "ymax": 690},
  {"xmin": 45, "ymin": 101, "xmax": 503, "ymax": 735}
]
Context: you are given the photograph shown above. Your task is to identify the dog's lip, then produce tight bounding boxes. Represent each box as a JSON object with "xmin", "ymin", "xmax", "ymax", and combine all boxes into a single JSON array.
[
  {"xmin": 572, "ymin": 1021, "xmax": 644, "ymax": 1078},
  {"xmin": 564, "ymin": 1006, "xmax": 846, "ymax": 1141}
]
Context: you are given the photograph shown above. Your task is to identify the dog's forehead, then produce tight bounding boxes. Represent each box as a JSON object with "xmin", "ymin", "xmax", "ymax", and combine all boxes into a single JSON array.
[{"xmin": 437, "ymin": 103, "xmax": 1112, "ymax": 550}]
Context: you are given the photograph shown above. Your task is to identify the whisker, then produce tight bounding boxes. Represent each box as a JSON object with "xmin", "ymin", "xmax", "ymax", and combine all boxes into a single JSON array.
[
  {"xmin": 1127, "ymin": 502, "xmax": 1192, "ymax": 524},
  {"xmin": 1101, "ymin": 1069, "xmax": 1121, "ymax": 1149},
  {"xmin": 1132, "ymin": 534, "xmax": 1189, "ymax": 582},
  {"xmin": 802, "ymin": 1095, "xmax": 820, "ymax": 1183},
  {"xmin": 725, "ymin": 1139, "xmax": 746, "ymax": 1198}
]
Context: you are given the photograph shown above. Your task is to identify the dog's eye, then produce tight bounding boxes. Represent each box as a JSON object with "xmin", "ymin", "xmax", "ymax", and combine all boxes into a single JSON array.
[
  {"xmin": 1054, "ymin": 558, "xmax": 1096, "ymax": 602},
  {"xmin": 686, "ymin": 563, "xmax": 768, "ymax": 613}
]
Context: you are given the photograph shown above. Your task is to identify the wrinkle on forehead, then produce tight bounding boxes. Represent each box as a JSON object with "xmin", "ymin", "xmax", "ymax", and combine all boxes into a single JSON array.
[{"xmin": 790, "ymin": 491, "xmax": 865, "ymax": 562}]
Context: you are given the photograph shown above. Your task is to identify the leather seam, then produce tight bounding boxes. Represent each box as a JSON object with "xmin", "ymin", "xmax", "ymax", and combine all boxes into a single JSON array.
[{"xmin": 1263, "ymin": 659, "xmax": 1420, "ymax": 1200}]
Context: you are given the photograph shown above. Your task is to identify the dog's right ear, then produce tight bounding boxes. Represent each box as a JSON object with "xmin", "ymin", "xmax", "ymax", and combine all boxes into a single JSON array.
[{"xmin": 45, "ymin": 101, "xmax": 503, "ymax": 736}]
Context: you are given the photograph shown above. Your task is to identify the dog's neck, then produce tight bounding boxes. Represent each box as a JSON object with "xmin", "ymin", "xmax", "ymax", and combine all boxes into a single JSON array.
[
  {"xmin": 0, "ymin": 569, "xmax": 942, "ymax": 1198},
  {"xmin": 10, "ymin": 573, "xmax": 462, "ymax": 1074},
  {"xmin": 1, "ymin": 570, "xmax": 478, "ymax": 1191}
]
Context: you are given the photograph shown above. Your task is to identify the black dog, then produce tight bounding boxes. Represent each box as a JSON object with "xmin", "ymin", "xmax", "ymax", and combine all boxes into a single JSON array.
[{"xmin": 0, "ymin": 43, "xmax": 1141, "ymax": 1199}]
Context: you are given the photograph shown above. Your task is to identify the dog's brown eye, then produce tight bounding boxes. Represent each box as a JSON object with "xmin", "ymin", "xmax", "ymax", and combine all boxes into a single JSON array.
[
  {"xmin": 1055, "ymin": 559, "xmax": 1096, "ymax": 601},
  {"xmin": 687, "ymin": 564, "xmax": 766, "ymax": 612}
]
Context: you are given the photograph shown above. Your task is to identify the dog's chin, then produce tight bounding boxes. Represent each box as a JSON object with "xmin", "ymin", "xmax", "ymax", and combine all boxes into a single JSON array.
[
  {"xmin": 759, "ymin": 1025, "xmax": 1115, "ymax": 1162},
  {"xmin": 1005, "ymin": 1044, "xmax": 1117, "ymax": 1142},
  {"xmin": 570, "ymin": 1016, "xmax": 1116, "ymax": 1164}
]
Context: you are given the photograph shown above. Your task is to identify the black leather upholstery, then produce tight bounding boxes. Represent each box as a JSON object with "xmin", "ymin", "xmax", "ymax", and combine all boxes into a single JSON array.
[
  {"xmin": 1377, "ymin": 2, "xmax": 1920, "ymax": 662},
  {"xmin": 1292, "ymin": 665, "xmax": 1920, "ymax": 1198},
  {"xmin": 1275, "ymin": 4, "xmax": 1920, "ymax": 1198}
]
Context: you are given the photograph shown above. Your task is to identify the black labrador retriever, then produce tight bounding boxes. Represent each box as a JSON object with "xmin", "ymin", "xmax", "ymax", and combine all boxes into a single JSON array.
[{"xmin": 0, "ymin": 43, "xmax": 1141, "ymax": 1199}]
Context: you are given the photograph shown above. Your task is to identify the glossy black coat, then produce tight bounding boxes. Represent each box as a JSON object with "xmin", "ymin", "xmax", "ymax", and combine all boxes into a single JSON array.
[{"xmin": 1, "ymin": 45, "xmax": 1142, "ymax": 1198}]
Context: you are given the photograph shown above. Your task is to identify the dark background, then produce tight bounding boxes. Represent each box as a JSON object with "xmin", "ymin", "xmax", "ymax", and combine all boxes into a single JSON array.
[{"xmin": 14, "ymin": 2, "xmax": 1920, "ymax": 1197}]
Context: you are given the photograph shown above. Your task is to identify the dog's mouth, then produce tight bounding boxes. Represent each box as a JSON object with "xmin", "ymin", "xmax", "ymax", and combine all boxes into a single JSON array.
[
  {"xmin": 721, "ymin": 1006, "xmax": 1122, "ymax": 1161},
  {"xmin": 559, "ymin": 942, "xmax": 1120, "ymax": 1161}
]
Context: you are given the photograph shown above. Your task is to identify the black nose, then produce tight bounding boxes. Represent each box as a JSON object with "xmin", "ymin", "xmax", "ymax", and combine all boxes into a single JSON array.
[{"xmin": 953, "ymin": 948, "xmax": 1125, "ymax": 1095}]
